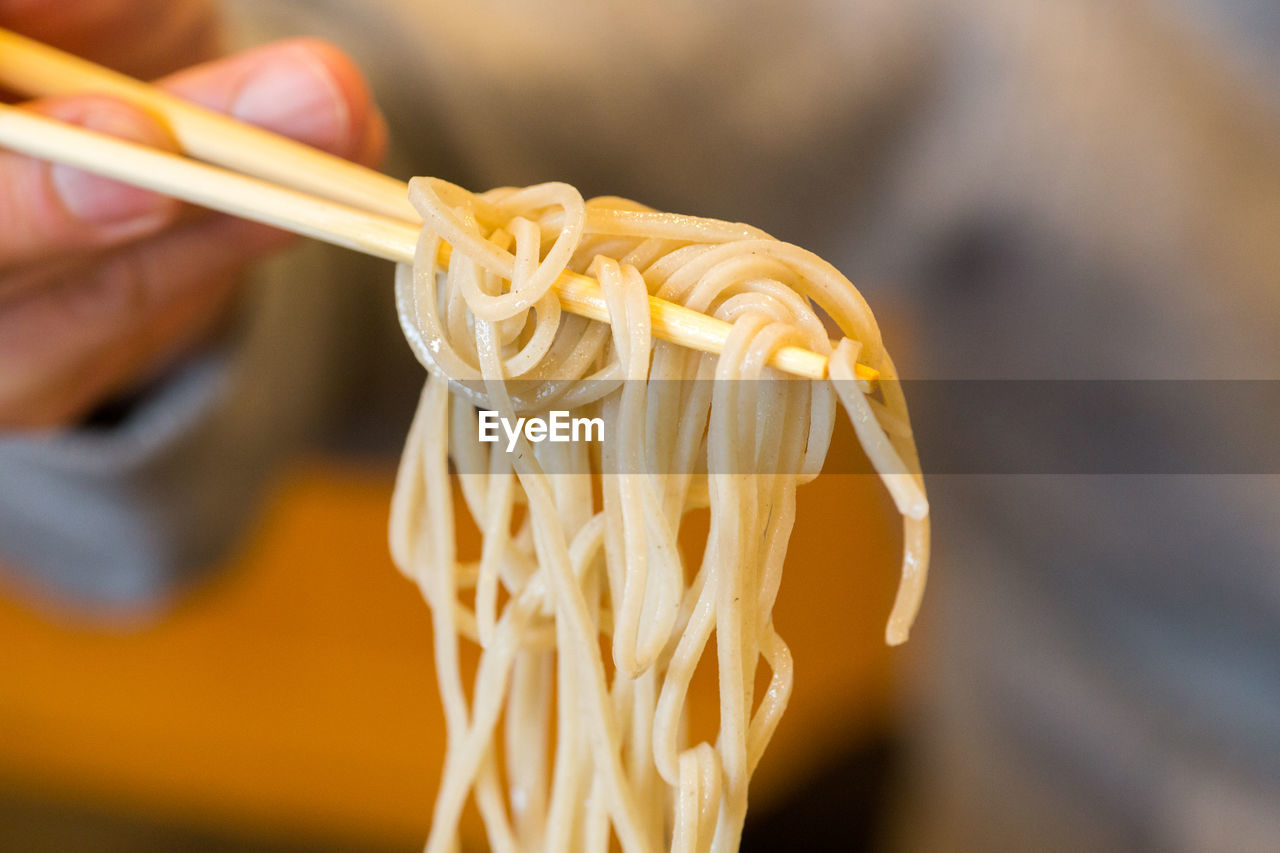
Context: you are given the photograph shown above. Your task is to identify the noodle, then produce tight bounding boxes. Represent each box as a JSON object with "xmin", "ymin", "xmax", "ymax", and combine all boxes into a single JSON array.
[{"xmin": 388, "ymin": 178, "xmax": 929, "ymax": 852}]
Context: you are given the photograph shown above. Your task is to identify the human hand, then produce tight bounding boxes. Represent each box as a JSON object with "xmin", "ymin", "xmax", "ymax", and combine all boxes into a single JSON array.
[{"xmin": 0, "ymin": 1, "xmax": 386, "ymax": 428}]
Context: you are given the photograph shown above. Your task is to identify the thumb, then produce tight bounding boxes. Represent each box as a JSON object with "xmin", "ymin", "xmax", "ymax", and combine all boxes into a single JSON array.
[{"xmin": 0, "ymin": 96, "xmax": 180, "ymax": 271}]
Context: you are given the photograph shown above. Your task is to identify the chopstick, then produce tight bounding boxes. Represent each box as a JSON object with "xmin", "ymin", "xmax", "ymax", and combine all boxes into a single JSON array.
[
  {"xmin": 0, "ymin": 27, "xmax": 414, "ymax": 221},
  {"xmin": 0, "ymin": 103, "xmax": 421, "ymax": 260},
  {"xmin": 0, "ymin": 28, "xmax": 875, "ymax": 384}
]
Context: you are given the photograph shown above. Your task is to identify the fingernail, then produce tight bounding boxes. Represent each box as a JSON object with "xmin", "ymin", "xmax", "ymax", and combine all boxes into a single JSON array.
[
  {"xmin": 52, "ymin": 109, "xmax": 173, "ymax": 224},
  {"xmin": 232, "ymin": 49, "xmax": 347, "ymax": 151}
]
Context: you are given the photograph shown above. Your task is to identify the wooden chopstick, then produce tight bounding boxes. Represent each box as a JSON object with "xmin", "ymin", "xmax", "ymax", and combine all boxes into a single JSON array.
[
  {"xmin": 0, "ymin": 28, "xmax": 876, "ymax": 383},
  {"xmin": 0, "ymin": 104, "xmax": 419, "ymax": 261},
  {"xmin": 0, "ymin": 27, "xmax": 414, "ymax": 221}
]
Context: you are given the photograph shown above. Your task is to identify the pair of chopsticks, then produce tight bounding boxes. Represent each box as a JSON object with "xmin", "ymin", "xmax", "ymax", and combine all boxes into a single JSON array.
[{"xmin": 0, "ymin": 28, "xmax": 875, "ymax": 384}]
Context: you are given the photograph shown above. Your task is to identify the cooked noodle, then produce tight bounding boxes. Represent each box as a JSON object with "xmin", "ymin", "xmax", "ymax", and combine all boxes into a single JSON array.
[{"xmin": 388, "ymin": 178, "xmax": 929, "ymax": 852}]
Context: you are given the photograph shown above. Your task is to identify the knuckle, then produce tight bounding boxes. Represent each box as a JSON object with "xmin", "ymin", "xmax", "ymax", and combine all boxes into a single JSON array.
[
  {"xmin": 0, "ymin": 155, "xmax": 64, "ymax": 265},
  {"xmin": 0, "ymin": 252, "xmax": 153, "ymax": 429},
  {"xmin": 52, "ymin": 250, "xmax": 150, "ymax": 329}
]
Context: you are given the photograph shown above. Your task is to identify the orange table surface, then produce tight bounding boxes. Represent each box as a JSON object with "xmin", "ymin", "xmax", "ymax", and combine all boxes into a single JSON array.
[{"xmin": 0, "ymin": 449, "xmax": 900, "ymax": 848}]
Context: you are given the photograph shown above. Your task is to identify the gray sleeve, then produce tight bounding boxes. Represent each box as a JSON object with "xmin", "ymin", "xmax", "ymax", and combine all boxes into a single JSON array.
[
  {"xmin": 0, "ymin": 349, "xmax": 258, "ymax": 610},
  {"xmin": 0, "ymin": 242, "xmax": 416, "ymax": 615}
]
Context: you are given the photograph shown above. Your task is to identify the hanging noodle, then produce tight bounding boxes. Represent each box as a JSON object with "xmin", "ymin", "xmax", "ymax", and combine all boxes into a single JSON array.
[{"xmin": 388, "ymin": 177, "xmax": 930, "ymax": 853}]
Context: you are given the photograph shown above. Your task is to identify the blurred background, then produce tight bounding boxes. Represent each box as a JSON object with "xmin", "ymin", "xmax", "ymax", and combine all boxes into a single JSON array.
[{"xmin": 1, "ymin": 0, "xmax": 1277, "ymax": 851}]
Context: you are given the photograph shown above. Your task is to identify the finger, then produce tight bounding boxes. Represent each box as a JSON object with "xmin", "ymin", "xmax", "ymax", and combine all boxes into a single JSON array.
[
  {"xmin": 0, "ymin": 96, "xmax": 182, "ymax": 271},
  {"xmin": 0, "ymin": 215, "xmax": 286, "ymax": 429},
  {"xmin": 160, "ymin": 37, "xmax": 388, "ymax": 166},
  {"xmin": 138, "ymin": 39, "xmax": 389, "ymax": 266},
  {"xmin": 0, "ymin": 39, "xmax": 386, "ymax": 294}
]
